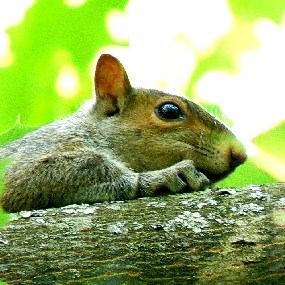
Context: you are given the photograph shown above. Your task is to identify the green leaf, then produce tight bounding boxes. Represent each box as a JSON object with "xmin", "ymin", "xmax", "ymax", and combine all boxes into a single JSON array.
[
  {"xmin": 0, "ymin": 118, "xmax": 35, "ymax": 147},
  {"xmin": 228, "ymin": 0, "xmax": 285, "ymax": 23},
  {"xmin": 253, "ymin": 121, "xmax": 285, "ymax": 163},
  {"xmin": 217, "ymin": 158, "xmax": 276, "ymax": 188}
]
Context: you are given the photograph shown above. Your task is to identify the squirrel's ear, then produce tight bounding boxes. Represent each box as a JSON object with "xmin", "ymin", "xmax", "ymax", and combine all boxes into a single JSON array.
[{"xmin": 94, "ymin": 54, "xmax": 132, "ymax": 116}]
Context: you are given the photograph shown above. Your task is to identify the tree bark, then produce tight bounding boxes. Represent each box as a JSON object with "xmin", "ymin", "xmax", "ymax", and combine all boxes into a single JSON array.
[{"xmin": 0, "ymin": 183, "xmax": 285, "ymax": 285}]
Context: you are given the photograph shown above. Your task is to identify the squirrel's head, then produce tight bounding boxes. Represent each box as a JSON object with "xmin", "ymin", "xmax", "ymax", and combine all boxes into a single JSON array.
[{"xmin": 93, "ymin": 54, "xmax": 247, "ymax": 183}]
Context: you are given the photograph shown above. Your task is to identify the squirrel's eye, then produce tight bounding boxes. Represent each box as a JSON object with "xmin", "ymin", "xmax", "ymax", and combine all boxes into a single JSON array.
[{"xmin": 156, "ymin": 103, "xmax": 184, "ymax": 121}]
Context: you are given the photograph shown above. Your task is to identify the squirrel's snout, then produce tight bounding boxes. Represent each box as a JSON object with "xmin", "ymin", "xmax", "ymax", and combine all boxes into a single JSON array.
[{"xmin": 229, "ymin": 147, "xmax": 247, "ymax": 169}]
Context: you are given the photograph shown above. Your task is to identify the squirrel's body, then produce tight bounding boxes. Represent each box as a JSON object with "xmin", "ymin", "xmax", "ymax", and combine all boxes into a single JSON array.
[{"xmin": 0, "ymin": 54, "xmax": 247, "ymax": 212}]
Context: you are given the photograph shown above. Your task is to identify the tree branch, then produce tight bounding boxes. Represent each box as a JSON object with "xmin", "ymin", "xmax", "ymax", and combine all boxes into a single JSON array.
[{"xmin": 1, "ymin": 183, "xmax": 285, "ymax": 285}]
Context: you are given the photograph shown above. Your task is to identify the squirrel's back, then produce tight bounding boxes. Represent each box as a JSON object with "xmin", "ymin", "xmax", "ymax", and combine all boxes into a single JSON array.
[{"xmin": 0, "ymin": 109, "xmax": 99, "ymax": 159}]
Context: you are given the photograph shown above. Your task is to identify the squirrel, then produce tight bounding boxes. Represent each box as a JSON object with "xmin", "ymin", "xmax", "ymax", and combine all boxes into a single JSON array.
[{"xmin": 0, "ymin": 54, "xmax": 247, "ymax": 213}]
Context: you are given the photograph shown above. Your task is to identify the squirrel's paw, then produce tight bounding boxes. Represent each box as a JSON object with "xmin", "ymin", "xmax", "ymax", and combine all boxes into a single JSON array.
[
  {"xmin": 139, "ymin": 160, "xmax": 211, "ymax": 197},
  {"xmin": 165, "ymin": 160, "xmax": 210, "ymax": 193}
]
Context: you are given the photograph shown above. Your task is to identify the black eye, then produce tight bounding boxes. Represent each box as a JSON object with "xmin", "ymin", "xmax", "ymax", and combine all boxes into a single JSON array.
[{"xmin": 156, "ymin": 103, "xmax": 184, "ymax": 121}]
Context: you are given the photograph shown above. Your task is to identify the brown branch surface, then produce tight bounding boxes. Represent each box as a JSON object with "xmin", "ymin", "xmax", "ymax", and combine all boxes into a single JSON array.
[{"xmin": 0, "ymin": 183, "xmax": 285, "ymax": 285}]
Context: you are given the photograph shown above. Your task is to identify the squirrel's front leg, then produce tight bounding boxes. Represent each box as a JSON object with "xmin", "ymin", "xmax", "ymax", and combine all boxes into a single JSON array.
[
  {"xmin": 138, "ymin": 160, "xmax": 211, "ymax": 197},
  {"xmin": 1, "ymin": 152, "xmax": 209, "ymax": 212}
]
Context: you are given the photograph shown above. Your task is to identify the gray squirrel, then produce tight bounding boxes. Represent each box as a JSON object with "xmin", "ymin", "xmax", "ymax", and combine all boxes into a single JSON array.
[{"xmin": 0, "ymin": 54, "xmax": 247, "ymax": 212}]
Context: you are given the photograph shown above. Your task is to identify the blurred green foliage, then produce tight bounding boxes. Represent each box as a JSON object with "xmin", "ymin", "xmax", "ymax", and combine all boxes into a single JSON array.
[
  {"xmin": 228, "ymin": 0, "xmax": 285, "ymax": 23},
  {"xmin": 0, "ymin": 0, "xmax": 128, "ymax": 133}
]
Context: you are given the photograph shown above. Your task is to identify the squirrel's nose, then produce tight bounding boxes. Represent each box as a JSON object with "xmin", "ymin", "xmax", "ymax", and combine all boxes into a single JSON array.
[{"xmin": 230, "ymin": 148, "xmax": 247, "ymax": 169}]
